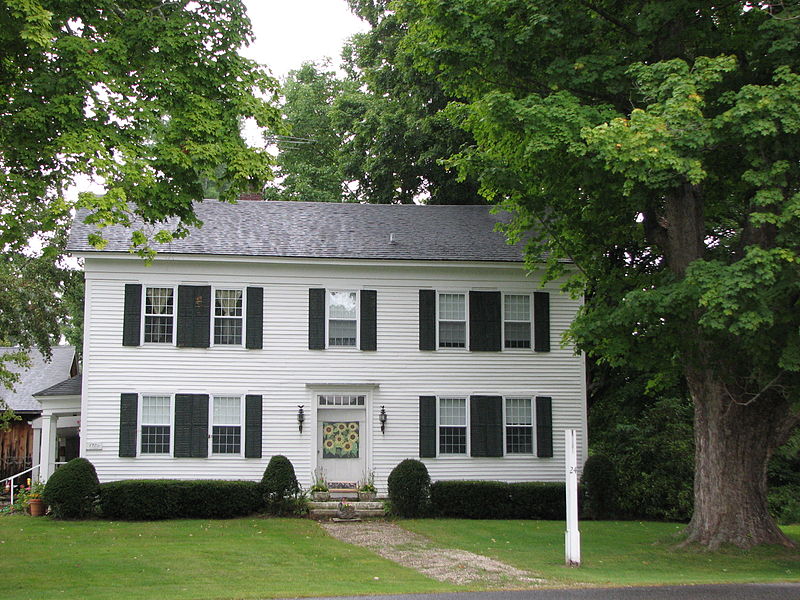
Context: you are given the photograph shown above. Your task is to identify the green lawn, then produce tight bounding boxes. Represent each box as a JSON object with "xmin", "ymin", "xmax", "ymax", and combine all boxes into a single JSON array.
[
  {"xmin": 402, "ymin": 519, "xmax": 800, "ymax": 587},
  {"xmin": 0, "ymin": 515, "xmax": 454, "ymax": 600},
  {"xmin": 2, "ymin": 516, "xmax": 799, "ymax": 600}
]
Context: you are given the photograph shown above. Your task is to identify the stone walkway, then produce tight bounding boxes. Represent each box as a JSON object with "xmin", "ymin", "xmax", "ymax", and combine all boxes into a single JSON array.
[{"xmin": 321, "ymin": 521, "xmax": 544, "ymax": 588}]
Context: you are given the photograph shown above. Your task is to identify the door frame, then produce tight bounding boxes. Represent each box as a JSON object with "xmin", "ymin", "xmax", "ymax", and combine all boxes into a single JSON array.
[{"xmin": 306, "ymin": 383, "xmax": 379, "ymax": 483}]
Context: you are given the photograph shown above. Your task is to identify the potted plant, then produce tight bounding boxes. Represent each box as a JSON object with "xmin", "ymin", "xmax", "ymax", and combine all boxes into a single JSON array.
[
  {"xmin": 27, "ymin": 481, "xmax": 46, "ymax": 517},
  {"xmin": 309, "ymin": 468, "xmax": 330, "ymax": 501},
  {"xmin": 358, "ymin": 470, "xmax": 377, "ymax": 502}
]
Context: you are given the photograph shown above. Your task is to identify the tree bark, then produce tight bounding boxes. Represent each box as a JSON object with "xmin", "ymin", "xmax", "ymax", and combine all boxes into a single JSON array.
[{"xmin": 684, "ymin": 366, "xmax": 797, "ymax": 549}]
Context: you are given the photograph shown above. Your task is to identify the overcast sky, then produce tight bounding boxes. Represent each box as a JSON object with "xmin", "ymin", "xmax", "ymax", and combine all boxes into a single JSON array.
[{"xmin": 241, "ymin": 0, "xmax": 369, "ymax": 78}]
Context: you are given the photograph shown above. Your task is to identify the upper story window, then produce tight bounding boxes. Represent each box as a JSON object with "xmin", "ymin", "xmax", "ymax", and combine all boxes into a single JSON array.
[
  {"xmin": 439, "ymin": 397, "xmax": 467, "ymax": 454},
  {"xmin": 214, "ymin": 289, "xmax": 243, "ymax": 345},
  {"xmin": 211, "ymin": 395, "xmax": 242, "ymax": 455},
  {"xmin": 140, "ymin": 394, "xmax": 171, "ymax": 454},
  {"xmin": 438, "ymin": 293, "xmax": 466, "ymax": 348},
  {"xmin": 504, "ymin": 294, "xmax": 531, "ymax": 349},
  {"xmin": 327, "ymin": 290, "xmax": 358, "ymax": 347},
  {"xmin": 144, "ymin": 287, "xmax": 175, "ymax": 343},
  {"xmin": 505, "ymin": 397, "xmax": 533, "ymax": 454}
]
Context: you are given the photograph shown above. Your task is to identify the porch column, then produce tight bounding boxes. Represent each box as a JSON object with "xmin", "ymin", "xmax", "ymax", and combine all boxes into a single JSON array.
[
  {"xmin": 31, "ymin": 422, "xmax": 42, "ymax": 481},
  {"xmin": 39, "ymin": 414, "xmax": 58, "ymax": 482}
]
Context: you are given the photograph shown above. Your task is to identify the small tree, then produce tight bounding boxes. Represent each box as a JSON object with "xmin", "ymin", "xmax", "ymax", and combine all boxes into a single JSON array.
[
  {"xmin": 261, "ymin": 455, "xmax": 300, "ymax": 516},
  {"xmin": 387, "ymin": 459, "xmax": 430, "ymax": 518},
  {"xmin": 42, "ymin": 458, "xmax": 99, "ymax": 519}
]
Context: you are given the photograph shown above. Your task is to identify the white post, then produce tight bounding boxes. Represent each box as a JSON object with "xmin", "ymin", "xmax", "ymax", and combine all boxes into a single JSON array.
[
  {"xmin": 39, "ymin": 414, "xmax": 57, "ymax": 482},
  {"xmin": 565, "ymin": 428, "xmax": 581, "ymax": 567}
]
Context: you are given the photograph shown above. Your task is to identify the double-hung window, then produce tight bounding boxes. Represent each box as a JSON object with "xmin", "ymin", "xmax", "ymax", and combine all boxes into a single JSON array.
[
  {"xmin": 327, "ymin": 290, "xmax": 358, "ymax": 347},
  {"xmin": 144, "ymin": 287, "xmax": 175, "ymax": 343},
  {"xmin": 439, "ymin": 397, "xmax": 467, "ymax": 454},
  {"xmin": 211, "ymin": 395, "xmax": 242, "ymax": 455},
  {"xmin": 214, "ymin": 289, "xmax": 243, "ymax": 345},
  {"xmin": 438, "ymin": 293, "xmax": 466, "ymax": 348},
  {"xmin": 504, "ymin": 294, "xmax": 531, "ymax": 349},
  {"xmin": 140, "ymin": 395, "xmax": 171, "ymax": 454},
  {"xmin": 505, "ymin": 397, "xmax": 533, "ymax": 454}
]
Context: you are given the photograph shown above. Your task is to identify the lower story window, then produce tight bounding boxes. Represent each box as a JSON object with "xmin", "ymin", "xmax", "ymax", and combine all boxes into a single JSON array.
[
  {"xmin": 505, "ymin": 397, "xmax": 533, "ymax": 454},
  {"xmin": 212, "ymin": 395, "xmax": 241, "ymax": 454},
  {"xmin": 439, "ymin": 397, "xmax": 467, "ymax": 454},
  {"xmin": 141, "ymin": 395, "xmax": 171, "ymax": 454}
]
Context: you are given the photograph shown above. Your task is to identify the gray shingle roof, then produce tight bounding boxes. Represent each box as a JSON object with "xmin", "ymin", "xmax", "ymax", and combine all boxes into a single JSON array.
[
  {"xmin": 33, "ymin": 375, "xmax": 82, "ymax": 398},
  {"xmin": 67, "ymin": 200, "xmax": 527, "ymax": 262},
  {"xmin": 0, "ymin": 347, "xmax": 78, "ymax": 412}
]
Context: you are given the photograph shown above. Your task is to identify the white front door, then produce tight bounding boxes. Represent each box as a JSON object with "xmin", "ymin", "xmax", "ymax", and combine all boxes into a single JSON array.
[{"xmin": 317, "ymin": 407, "xmax": 365, "ymax": 486}]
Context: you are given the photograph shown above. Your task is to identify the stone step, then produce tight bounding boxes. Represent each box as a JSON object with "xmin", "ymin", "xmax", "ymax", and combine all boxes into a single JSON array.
[
  {"xmin": 307, "ymin": 500, "xmax": 386, "ymax": 520},
  {"xmin": 308, "ymin": 501, "xmax": 384, "ymax": 510}
]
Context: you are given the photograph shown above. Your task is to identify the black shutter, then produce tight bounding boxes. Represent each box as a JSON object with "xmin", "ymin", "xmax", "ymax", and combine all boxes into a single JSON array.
[
  {"xmin": 419, "ymin": 290, "xmax": 436, "ymax": 351},
  {"xmin": 246, "ymin": 287, "xmax": 264, "ymax": 349},
  {"xmin": 419, "ymin": 396, "xmax": 437, "ymax": 458},
  {"xmin": 469, "ymin": 291, "xmax": 501, "ymax": 352},
  {"xmin": 245, "ymin": 395, "xmax": 263, "ymax": 458},
  {"xmin": 174, "ymin": 393, "xmax": 193, "ymax": 457},
  {"xmin": 308, "ymin": 288, "xmax": 326, "ymax": 350},
  {"xmin": 191, "ymin": 394, "xmax": 209, "ymax": 458},
  {"xmin": 533, "ymin": 292, "xmax": 551, "ymax": 352},
  {"xmin": 177, "ymin": 285, "xmax": 211, "ymax": 348},
  {"xmin": 123, "ymin": 284, "xmax": 142, "ymax": 346},
  {"xmin": 119, "ymin": 393, "xmax": 138, "ymax": 457},
  {"xmin": 470, "ymin": 395, "xmax": 503, "ymax": 457},
  {"xmin": 536, "ymin": 396, "xmax": 553, "ymax": 458},
  {"xmin": 360, "ymin": 289, "xmax": 377, "ymax": 351},
  {"xmin": 175, "ymin": 393, "xmax": 208, "ymax": 457}
]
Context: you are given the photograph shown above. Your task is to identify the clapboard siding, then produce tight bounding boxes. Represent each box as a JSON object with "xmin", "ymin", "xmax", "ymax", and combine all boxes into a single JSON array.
[{"xmin": 79, "ymin": 256, "xmax": 587, "ymax": 488}]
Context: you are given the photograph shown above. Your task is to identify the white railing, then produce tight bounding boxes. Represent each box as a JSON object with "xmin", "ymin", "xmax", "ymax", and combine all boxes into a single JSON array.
[{"xmin": 1, "ymin": 462, "xmax": 67, "ymax": 506}]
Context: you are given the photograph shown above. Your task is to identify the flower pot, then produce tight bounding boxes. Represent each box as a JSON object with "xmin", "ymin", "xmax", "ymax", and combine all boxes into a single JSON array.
[
  {"xmin": 358, "ymin": 491, "xmax": 376, "ymax": 502},
  {"xmin": 28, "ymin": 498, "xmax": 45, "ymax": 517},
  {"xmin": 311, "ymin": 491, "xmax": 331, "ymax": 501}
]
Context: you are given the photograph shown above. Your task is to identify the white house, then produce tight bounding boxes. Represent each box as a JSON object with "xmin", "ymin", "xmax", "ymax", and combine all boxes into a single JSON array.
[{"xmin": 64, "ymin": 200, "xmax": 587, "ymax": 491}]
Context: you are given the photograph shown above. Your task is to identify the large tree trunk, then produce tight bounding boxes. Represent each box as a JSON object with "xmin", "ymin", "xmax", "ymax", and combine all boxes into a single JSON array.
[{"xmin": 684, "ymin": 366, "xmax": 796, "ymax": 549}]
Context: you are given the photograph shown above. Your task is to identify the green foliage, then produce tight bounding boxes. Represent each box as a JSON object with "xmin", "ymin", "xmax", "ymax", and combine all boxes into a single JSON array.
[
  {"xmin": 0, "ymin": 1, "xmax": 280, "ymax": 385},
  {"xmin": 264, "ymin": 2, "xmax": 482, "ymax": 205},
  {"xmin": 387, "ymin": 458, "xmax": 430, "ymax": 517},
  {"xmin": 264, "ymin": 62, "xmax": 358, "ymax": 203},
  {"xmin": 42, "ymin": 457, "xmax": 99, "ymax": 519},
  {"xmin": 429, "ymin": 481, "xmax": 565, "ymax": 520},
  {"xmin": 261, "ymin": 455, "xmax": 301, "ymax": 515},
  {"xmin": 580, "ymin": 455, "xmax": 619, "ymax": 520},
  {"xmin": 97, "ymin": 480, "xmax": 264, "ymax": 520},
  {"xmin": 590, "ymin": 377, "xmax": 694, "ymax": 521}
]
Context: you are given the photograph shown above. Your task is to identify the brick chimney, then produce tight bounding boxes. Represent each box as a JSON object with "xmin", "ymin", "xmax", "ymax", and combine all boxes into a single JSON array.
[{"xmin": 238, "ymin": 192, "xmax": 264, "ymax": 202}]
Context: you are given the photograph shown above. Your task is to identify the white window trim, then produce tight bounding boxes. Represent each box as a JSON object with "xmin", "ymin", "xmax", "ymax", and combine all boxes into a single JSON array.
[
  {"xmin": 210, "ymin": 286, "xmax": 246, "ymax": 348},
  {"xmin": 503, "ymin": 396, "xmax": 536, "ymax": 456},
  {"xmin": 325, "ymin": 289, "xmax": 360, "ymax": 349},
  {"xmin": 502, "ymin": 292, "xmax": 533, "ymax": 352},
  {"xmin": 141, "ymin": 285, "xmax": 177, "ymax": 346},
  {"xmin": 137, "ymin": 393, "xmax": 174, "ymax": 457},
  {"xmin": 208, "ymin": 394, "xmax": 245, "ymax": 457},
  {"xmin": 436, "ymin": 291, "xmax": 469, "ymax": 351},
  {"xmin": 436, "ymin": 395, "xmax": 469, "ymax": 456}
]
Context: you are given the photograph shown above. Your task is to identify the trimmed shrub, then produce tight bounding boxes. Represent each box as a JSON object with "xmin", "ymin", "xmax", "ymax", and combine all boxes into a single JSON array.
[
  {"xmin": 580, "ymin": 454, "xmax": 618, "ymax": 519},
  {"xmin": 430, "ymin": 481, "xmax": 566, "ymax": 519},
  {"xmin": 261, "ymin": 455, "xmax": 300, "ymax": 515},
  {"xmin": 98, "ymin": 480, "xmax": 264, "ymax": 520},
  {"xmin": 42, "ymin": 457, "xmax": 100, "ymax": 519},
  {"xmin": 387, "ymin": 459, "xmax": 430, "ymax": 517}
]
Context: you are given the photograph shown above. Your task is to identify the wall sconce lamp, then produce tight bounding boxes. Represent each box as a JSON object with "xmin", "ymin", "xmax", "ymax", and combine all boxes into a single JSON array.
[
  {"xmin": 379, "ymin": 405, "xmax": 387, "ymax": 434},
  {"xmin": 297, "ymin": 405, "xmax": 305, "ymax": 433}
]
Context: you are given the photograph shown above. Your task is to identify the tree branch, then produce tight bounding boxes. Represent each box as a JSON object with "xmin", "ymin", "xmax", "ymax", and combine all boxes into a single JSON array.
[{"xmin": 578, "ymin": 1, "xmax": 640, "ymax": 38}]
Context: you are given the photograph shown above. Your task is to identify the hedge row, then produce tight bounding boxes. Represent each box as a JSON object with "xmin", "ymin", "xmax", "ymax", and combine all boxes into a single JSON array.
[
  {"xmin": 430, "ymin": 480, "xmax": 566, "ymax": 520},
  {"xmin": 98, "ymin": 480, "xmax": 264, "ymax": 520}
]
